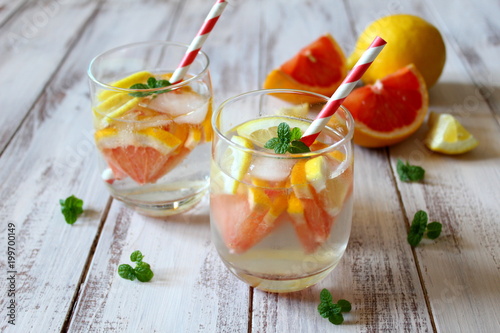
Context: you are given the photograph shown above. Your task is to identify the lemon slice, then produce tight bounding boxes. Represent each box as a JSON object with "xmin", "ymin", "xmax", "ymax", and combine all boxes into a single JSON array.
[
  {"xmin": 275, "ymin": 103, "xmax": 309, "ymax": 118},
  {"xmin": 97, "ymin": 71, "xmax": 153, "ymax": 101},
  {"xmin": 220, "ymin": 135, "xmax": 254, "ymax": 194},
  {"xmin": 95, "ymin": 127, "xmax": 182, "ymax": 155},
  {"xmin": 236, "ymin": 116, "xmax": 309, "ymax": 147},
  {"xmin": 425, "ymin": 112, "xmax": 479, "ymax": 154}
]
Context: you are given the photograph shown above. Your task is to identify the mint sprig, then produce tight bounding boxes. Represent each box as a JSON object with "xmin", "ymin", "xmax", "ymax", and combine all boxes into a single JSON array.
[
  {"xmin": 397, "ymin": 159, "xmax": 425, "ymax": 182},
  {"xmin": 118, "ymin": 250, "xmax": 154, "ymax": 282},
  {"xmin": 318, "ymin": 289, "xmax": 351, "ymax": 325},
  {"xmin": 129, "ymin": 76, "xmax": 171, "ymax": 97},
  {"xmin": 264, "ymin": 122, "xmax": 310, "ymax": 154},
  {"xmin": 407, "ymin": 210, "xmax": 443, "ymax": 246},
  {"xmin": 59, "ymin": 195, "xmax": 84, "ymax": 224}
]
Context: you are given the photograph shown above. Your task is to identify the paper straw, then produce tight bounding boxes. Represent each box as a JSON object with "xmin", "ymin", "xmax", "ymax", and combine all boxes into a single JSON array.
[
  {"xmin": 300, "ymin": 36, "xmax": 387, "ymax": 146},
  {"xmin": 169, "ymin": 0, "xmax": 228, "ymax": 84}
]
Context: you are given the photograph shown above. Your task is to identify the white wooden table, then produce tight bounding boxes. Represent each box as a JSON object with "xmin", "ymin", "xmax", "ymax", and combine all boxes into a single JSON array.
[{"xmin": 1, "ymin": 0, "xmax": 499, "ymax": 332}]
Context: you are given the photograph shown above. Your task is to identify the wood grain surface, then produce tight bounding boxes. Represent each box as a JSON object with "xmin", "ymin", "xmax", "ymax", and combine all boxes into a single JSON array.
[{"xmin": 0, "ymin": 0, "xmax": 499, "ymax": 332}]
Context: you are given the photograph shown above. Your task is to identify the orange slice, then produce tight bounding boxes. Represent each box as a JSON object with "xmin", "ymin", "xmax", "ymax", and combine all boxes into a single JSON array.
[
  {"xmin": 263, "ymin": 33, "xmax": 346, "ymax": 103},
  {"xmin": 342, "ymin": 64, "xmax": 428, "ymax": 147}
]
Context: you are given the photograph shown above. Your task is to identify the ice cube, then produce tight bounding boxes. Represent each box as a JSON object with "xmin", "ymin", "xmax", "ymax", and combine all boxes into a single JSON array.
[
  {"xmin": 250, "ymin": 157, "xmax": 295, "ymax": 182},
  {"xmin": 147, "ymin": 90, "xmax": 208, "ymax": 125}
]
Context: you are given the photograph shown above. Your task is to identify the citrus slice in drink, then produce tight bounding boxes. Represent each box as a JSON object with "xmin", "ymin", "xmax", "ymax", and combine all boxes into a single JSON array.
[
  {"xmin": 424, "ymin": 111, "xmax": 479, "ymax": 154},
  {"xmin": 290, "ymin": 158, "xmax": 332, "ymax": 242},
  {"xmin": 211, "ymin": 188, "xmax": 285, "ymax": 254},
  {"xmin": 287, "ymin": 192, "xmax": 321, "ymax": 253},
  {"xmin": 219, "ymin": 135, "xmax": 253, "ymax": 194},
  {"xmin": 236, "ymin": 116, "xmax": 309, "ymax": 147},
  {"xmin": 342, "ymin": 64, "xmax": 429, "ymax": 147},
  {"xmin": 95, "ymin": 127, "xmax": 183, "ymax": 184},
  {"xmin": 263, "ymin": 33, "xmax": 346, "ymax": 103},
  {"xmin": 97, "ymin": 71, "xmax": 153, "ymax": 101}
]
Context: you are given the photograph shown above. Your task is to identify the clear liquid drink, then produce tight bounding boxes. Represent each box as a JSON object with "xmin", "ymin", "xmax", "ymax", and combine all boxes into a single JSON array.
[
  {"xmin": 211, "ymin": 89, "xmax": 354, "ymax": 292},
  {"xmin": 88, "ymin": 41, "xmax": 212, "ymax": 216}
]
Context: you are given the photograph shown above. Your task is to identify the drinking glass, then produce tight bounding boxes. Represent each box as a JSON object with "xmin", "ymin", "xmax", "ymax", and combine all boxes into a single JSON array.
[
  {"xmin": 88, "ymin": 41, "xmax": 212, "ymax": 216},
  {"xmin": 210, "ymin": 89, "xmax": 354, "ymax": 292}
]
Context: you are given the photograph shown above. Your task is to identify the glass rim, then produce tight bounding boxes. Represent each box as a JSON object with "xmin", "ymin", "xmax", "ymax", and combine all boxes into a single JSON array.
[
  {"xmin": 213, "ymin": 88, "xmax": 355, "ymax": 159},
  {"xmin": 87, "ymin": 40, "xmax": 210, "ymax": 93}
]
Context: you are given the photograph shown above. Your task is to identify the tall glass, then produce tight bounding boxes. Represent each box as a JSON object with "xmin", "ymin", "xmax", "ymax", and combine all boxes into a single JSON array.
[
  {"xmin": 210, "ymin": 89, "xmax": 354, "ymax": 292},
  {"xmin": 88, "ymin": 41, "xmax": 212, "ymax": 216}
]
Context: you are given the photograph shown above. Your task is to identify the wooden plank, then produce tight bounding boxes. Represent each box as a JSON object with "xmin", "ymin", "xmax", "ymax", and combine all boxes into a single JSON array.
[
  {"xmin": 423, "ymin": 0, "xmax": 500, "ymax": 123},
  {"xmin": 0, "ymin": 0, "xmax": 98, "ymax": 152},
  {"xmin": 251, "ymin": 1, "xmax": 433, "ymax": 331},
  {"xmin": 68, "ymin": 0, "xmax": 253, "ymax": 331},
  {"xmin": 0, "ymin": 0, "xmax": 182, "ymax": 332},
  {"xmin": 0, "ymin": 0, "xmax": 27, "ymax": 24},
  {"xmin": 389, "ymin": 6, "xmax": 500, "ymax": 332},
  {"xmin": 344, "ymin": 0, "xmax": 500, "ymax": 330}
]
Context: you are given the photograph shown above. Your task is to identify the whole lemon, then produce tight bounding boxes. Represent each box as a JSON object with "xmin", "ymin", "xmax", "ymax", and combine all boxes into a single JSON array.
[{"xmin": 347, "ymin": 14, "xmax": 446, "ymax": 88}]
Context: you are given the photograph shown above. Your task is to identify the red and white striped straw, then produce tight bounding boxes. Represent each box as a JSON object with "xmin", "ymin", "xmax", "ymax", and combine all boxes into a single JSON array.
[
  {"xmin": 300, "ymin": 36, "xmax": 387, "ymax": 146},
  {"xmin": 169, "ymin": 0, "xmax": 228, "ymax": 84}
]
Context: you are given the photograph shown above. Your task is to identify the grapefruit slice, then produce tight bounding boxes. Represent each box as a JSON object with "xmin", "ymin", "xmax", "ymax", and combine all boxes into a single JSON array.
[
  {"xmin": 342, "ymin": 64, "xmax": 428, "ymax": 147},
  {"xmin": 95, "ymin": 127, "xmax": 183, "ymax": 184},
  {"xmin": 287, "ymin": 192, "xmax": 321, "ymax": 253},
  {"xmin": 263, "ymin": 33, "xmax": 346, "ymax": 103},
  {"xmin": 211, "ymin": 188, "xmax": 285, "ymax": 254}
]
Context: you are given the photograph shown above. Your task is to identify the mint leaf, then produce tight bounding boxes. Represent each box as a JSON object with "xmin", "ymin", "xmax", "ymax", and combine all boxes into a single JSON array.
[
  {"xmin": 277, "ymin": 122, "xmax": 291, "ymax": 142},
  {"xmin": 264, "ymin": 137, "xmax": 280, "ymax": 150},
  {"xmin": 290, "ymin": 127, "xmax": 302, "ymax": 141},
  {"xmin": 264, "ymin": 122, "xmax": 311, "ymax": 154},
  {"xmin": 318, "ymin": 289, "xmax": 351, "ymax": 325},
  {"xmin": 318, "ymin": 302, "xmax": 332, "ymax": 318},
  {"xmin": 407, "ymin": 210, "xmax": 428, "ymax": 246},
  {"xmin": 130, "ymin": 250, "xmax": 144, "ymax": 263},
  {"xmin": 134, "ymin": 262, "xmax": 154, "ymax": 282},
  {"xmin": 287, "ymin": 140, "xmax": 310, "ymax": 154},
  {"xmin": 274, "ymin": 141, "xmax": 289, "ymax": 154},
  {"xmin": 118, "ymin": 251, "xmax": 154, "ymax": 282},
  {"xmin": 426, "ymin": 222, "xmax": 442, "ymax": 239},
  {"xmin": 118, "ymin": 264, "xmax": 136, "ymax": 281},
  {"xmin": 147, "ymin": 77, "xmax": 157, "ymax": 87},
  {"xmin": 129, "ymin": 76, "xmax": 171, "ymax": 97},
  {"xmin": 59, "ymin": 195, "xmax": 84, "ymax": 224},
  {"xmin": 397, "ymin": 159, "xmax": 425, "ymax": 182},
  {"xmin": 320, "ymin": 288, "xmax": 333, "ymax": 303},
  {"xmin": 328, "ymin": 313, "xmax": 344, "ymax": 325},
  {"xmin": 337, "ymin": 299, "xmax": 352, "ymax": 312},
  {"xmin": 129, "ymin": 83, "xmax": 149, "ymax": 90}
]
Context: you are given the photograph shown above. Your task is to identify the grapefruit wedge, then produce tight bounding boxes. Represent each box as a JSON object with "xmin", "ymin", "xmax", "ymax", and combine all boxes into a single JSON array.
[
  {"xmin": 95, "ymin": 127, "xmax": 183, "ymax": 185},
  {"xmin": 263, "ymin": 33, "xmax": 346, "ymax": 103},
  {"xmin": 211, "ymin": 188, "xmax": 286, "ymax": 254},
  {"xmin": 342, "ymin": 64, "xmax": 428, "ymax": 147}
]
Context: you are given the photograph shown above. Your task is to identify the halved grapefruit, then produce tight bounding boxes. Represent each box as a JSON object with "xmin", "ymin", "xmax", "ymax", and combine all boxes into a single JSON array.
[
  {"xmin": 263, "ymin": 33, "xmax": 346, "ymax": 103},
  {"xmin": 342, "ymin": 64, "xmax": 429, "ymax": 147}
]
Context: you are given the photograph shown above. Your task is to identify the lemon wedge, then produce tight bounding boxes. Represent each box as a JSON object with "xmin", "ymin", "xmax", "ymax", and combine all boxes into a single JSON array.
[
  {"xmin": 220, "ymin": 135, "xmax": 254, "ymax": 194},
  {"xmin": 425, "ymin": 112, "xmax": 479, "ymax": 154},
  {"xmin": 236, "ymin": 116, "xmax": 309, "ymax": 147},
  {"xmin": 305, "ymin": 156, "xmax": 328, "ymax": 193}
]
